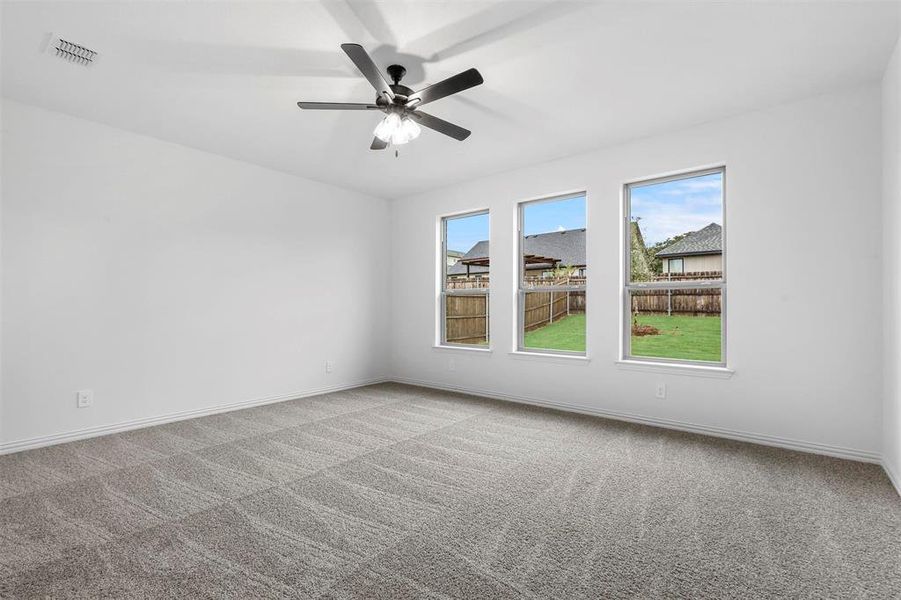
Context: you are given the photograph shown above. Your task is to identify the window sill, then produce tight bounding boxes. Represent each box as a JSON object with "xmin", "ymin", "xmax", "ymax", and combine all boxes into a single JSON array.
[
  {"xmin": 509, "ymin": 351, "xmax": 590, "ymax": 364},
  {"xmin": 432, "ymin": 345, "xmax": 492, "ymax": 354},
  {"xmin": 615, "ymin": 360, "xmax": 734, "ymax": 379}
]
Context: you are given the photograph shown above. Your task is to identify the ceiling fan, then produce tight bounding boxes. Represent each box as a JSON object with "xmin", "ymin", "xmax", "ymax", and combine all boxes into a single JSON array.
[{"xmin": 297, "ymin": 44, "xmax": 483, "ymax": 150}]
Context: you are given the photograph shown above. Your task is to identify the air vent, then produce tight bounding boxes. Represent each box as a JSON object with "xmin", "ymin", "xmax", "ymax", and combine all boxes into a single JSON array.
[{"xmin": 46, "ymin": 35, "xmax": 97, "ymax": 66}]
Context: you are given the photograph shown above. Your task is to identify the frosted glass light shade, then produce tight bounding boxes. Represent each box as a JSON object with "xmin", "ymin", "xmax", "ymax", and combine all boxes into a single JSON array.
[
  {"xmin": 392, "ymin": 118, "xmax": 421, "ymax": 145},
  {"xmin": 373, "ymin": 114, "xmax": 422, "ymax": 145},
  {"xmin": 373, "ymin": 113, "xmax": 401, "ymax": 142}
]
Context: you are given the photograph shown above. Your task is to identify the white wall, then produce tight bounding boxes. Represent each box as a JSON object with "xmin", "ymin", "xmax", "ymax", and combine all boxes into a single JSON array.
[
  {"xmin": 0, "ymin": 100, "xmax": 389, "ymax": 448},
  {"xmin": 390, "ymin": 86, "xmax": 884, "ymax": 459},
  {"xmin": 0, "ymin": 84, "xmax": 892, "ymax": 467},
  {"xmin": 883, "ymin": 36, "xmax": 901, "ymax": 488}
]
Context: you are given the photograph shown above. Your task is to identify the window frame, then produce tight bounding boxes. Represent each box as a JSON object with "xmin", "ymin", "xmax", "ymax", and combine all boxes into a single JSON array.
[
  {"xmin": 439, "ymin": 209, "xmax": 490, "ymax": 349},
  {"xmin": 622, "ymin": 166, "xmax": 726, "ymax": 367},
  {"xmin": 667, "ymin": 257, "xmax": 685, "ymax": 274},
  {"xmin": 516, "ymin": 192, "xmax": 588, "ymax": 357}
]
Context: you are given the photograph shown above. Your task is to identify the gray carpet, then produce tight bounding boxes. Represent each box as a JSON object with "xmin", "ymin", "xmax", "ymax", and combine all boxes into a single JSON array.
[{"xmin": 0, "ymin": 383, "xmax": 898, "ymax": 599}]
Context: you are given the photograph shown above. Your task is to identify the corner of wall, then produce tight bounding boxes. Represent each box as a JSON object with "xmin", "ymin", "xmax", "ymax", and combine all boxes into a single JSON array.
[{"xmin": 882, "ymin": 28, "xmax": 901, "ymax": 493}]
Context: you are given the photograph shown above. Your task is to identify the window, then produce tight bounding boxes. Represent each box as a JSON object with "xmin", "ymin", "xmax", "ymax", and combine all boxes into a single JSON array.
[
  {"xmin": 667, "ymin": 258, "xmax": 684, "ymax": 274},
  {"xmin": 517, "ymin": 193, "xmax": 586, "ymax": 355},
  {"xmin": 624, "ymin": 168, "xmax": 725, "ymax": 365},
  {"xmin": 440, "ymin": 211, "xmax": 489, "ymax": 347}
]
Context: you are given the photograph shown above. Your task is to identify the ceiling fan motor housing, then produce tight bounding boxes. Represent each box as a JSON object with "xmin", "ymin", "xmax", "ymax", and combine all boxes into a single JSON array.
[
  {"xmin": 296, "ymin": 44, "xmax": 482, "ymax": 148},
  {"xmin": 386, "ymin": 64, "xmax": 406, "ymax": 84}
]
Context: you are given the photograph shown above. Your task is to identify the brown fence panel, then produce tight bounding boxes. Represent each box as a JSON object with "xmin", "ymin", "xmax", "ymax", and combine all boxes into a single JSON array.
[
  {"xmin": 446, "ymin": 278, "xmax": 490, "ymax": 290},
  {"xmin": 446, "ymin": 288, "xmax": 586, "ymax": 342},
  {"xmin": 652, "ymin": 271, "xmax": 722, "ymax": 282},
  {"xmin": 445, "ymin": 294, "xmax": 488, "ymax": 344},
  {"xmin": 523, "ymin": 291, "xmax": 551, "ymax": 332},
  {"xmin": 568, "ymin": 291, "xmax": 586, "ymax": 313},
  {"xmin": 552, "ymin": 293, "xmax": 568, "ymax": 321},
  {"xmin": 631, "ymin": 288, "xmax": 721, "ymax": 316},
  {"xmin": 524, "ymin": 291, "xmax": 575, "ymax": 331}
]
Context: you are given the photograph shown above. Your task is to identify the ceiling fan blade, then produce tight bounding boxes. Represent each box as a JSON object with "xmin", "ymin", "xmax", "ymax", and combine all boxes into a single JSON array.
[
  {"xmin": 410, "ymin": 111, "xmax": 471, "ymax": 141},
  {"xmin": 370, "ymin": 137, "xmax": 389, "ymax": 150},
  {"xmin": 297, "ymin": 102, "xmax": 379, "ymax": 110},
  {"xmin": 407, "ymin": 68, "xmax": 483, "ymax": 107},
  {"xmin": 341, "ymin": 43, "xmax": 395, "ymax": 101}
]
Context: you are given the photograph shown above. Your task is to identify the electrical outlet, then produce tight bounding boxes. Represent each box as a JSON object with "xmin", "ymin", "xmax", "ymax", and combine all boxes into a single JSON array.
[
  {"xmin": 76, "ymin": 389, "xmax": 93, "ymax": 408},
  {"xmin": 325, "ymin": 360, "xmax": 334, "ymax": 374},
  {"xmin": 655, "ymin": 383, "xmax": 666, "ymax": 399},
  {"xmin": 448, "ymin": 358, "xmax": 456, "ymax": 372}
]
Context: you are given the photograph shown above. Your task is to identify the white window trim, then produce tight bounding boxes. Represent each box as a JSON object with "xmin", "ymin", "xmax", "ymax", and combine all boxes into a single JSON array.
[
  {"xmin": 516, "ymin": 191, "xmax": 588, "ymax": 357},
  {"xmin": 510, "ymin": 350, "xmax": 591, "ymax": 365},
  {"xmin": 614, "ymin": 359, "xmax": 734, "ymax": 379},
  {"xmin": 622, "ymin": 166, "xmax": 727, "ymax": 368},
  {"xmin": 433, "ymin": 345, "xmax": 492, "ymax": 354},
  {"xmin": 439, "ymin": 209, "xmax": 490, "ymax": 349}
]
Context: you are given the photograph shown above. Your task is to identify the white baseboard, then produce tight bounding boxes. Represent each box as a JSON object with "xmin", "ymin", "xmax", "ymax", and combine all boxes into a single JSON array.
[
  {"xmin": 0, "ymin": 377, "xmax": 388, "ymax": 455},
  {"xmin": 390, "ymin": 376, "xmax": 883, "ymax": 464},
  {"xmin": 4, "ymin": 375, "xmax": 894, "ymax": 497},
  {"xmin": 883, "ymin": 459, "xmax": 901, "ymax": 497}
]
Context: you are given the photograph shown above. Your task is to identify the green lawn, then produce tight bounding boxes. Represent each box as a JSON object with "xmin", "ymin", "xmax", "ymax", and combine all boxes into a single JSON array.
[
  {"xmin": 521, "ymin": 313, "xmax": 721, "ymax": 362},
  {"xmin": 524, "ymin": 313, "xmax": 586, "ymax": 353},
  {"xmin": 631, "ymin": 314, "xmax": 721, "ymax": 362}
]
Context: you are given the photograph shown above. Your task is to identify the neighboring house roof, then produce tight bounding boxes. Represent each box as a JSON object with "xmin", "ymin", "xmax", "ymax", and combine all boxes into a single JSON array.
[
  {"xmin": 447, "ymin": 229, "xmax": 586, "ymax": 276},
  {"xmin": 447, "ymin": 250, "xmax": 465, "ymax": 259},
  {"xmin": 655, "ymin": 223, "xmax": 722, "ymax": 258}
]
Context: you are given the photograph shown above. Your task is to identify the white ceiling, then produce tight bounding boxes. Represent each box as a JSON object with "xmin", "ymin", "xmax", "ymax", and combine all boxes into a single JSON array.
[{"xmin": 3, "ymin": 1, "xmax": 899, "ymax": 199}]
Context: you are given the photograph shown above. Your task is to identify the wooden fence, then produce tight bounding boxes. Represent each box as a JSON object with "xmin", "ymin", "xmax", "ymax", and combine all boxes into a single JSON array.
[
  {"xmin": 446, "ymin": 276, "xmax": 587, "ymax": 289},
  {"xmin": 523, "ymin": 291, "xmax": 585, "ymax": 331},
  {"xmin": 445, "ymin": 290, "xmax": 586, "ymax": 344},
  {"xmin": 631, "ymin": 288, "xmax": 721, "ymax": 316},
  {"xmin": 443, "ymin": 276, "xmax": 720, "ymax": 344},
  {"xmin": 444, "ymin": 294, "xmax": 489, "ymax": 345},
  {"xmin": 652, "ymin": 271, "xmax": 723, "ymax": 282}
]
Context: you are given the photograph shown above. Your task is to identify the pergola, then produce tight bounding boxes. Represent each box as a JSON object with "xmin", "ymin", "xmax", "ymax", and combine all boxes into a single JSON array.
[{"xmin": 457, "ymin": 254, "xmax": 560, "ymax": 277}]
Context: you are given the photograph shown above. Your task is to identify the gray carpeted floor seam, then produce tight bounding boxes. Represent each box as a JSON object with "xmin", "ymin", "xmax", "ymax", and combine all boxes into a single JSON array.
[
  {"xmin": 295, "ymin": 408, "xmax": 546, "ymax": 599},
  {"xmin": 0, "ymin": 390, "xmax": 414, "ymax": 502},
  {"xmin": 0, "ymin": 396, "xmax": 499, "ymax": 583},
  {"xmin": 82, "ymin": 401, "xmax": 499, "ymax": 592},
  {"xmin": 311, "ymin": 441, "xmax": 574, "ymax": 600}
]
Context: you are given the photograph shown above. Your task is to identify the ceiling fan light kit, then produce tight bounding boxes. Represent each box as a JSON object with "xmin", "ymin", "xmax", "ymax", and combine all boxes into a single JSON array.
[
  {"xmin": 297, "ymin": 43, "xmax": 483, "ymax": 150},
  {"xmin": 373, "ymin": 112, "xmax": 421, "ymax": 145}
]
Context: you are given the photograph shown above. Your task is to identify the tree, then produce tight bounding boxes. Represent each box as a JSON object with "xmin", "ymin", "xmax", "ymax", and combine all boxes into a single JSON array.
[
  {"xmin": 551, "ymin": 263, "xmax": 577, "ymax": 279},
  {"xmin": 646, "ymin": 232, "xmax": 691, "ymax": 274},
  {"xmin": 630, "ymin": 220, "xmax": 653, "ymax": 281}
]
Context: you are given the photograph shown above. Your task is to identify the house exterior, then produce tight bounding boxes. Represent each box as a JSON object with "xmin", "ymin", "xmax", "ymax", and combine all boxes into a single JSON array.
[
  {"xmin": 656, "ymin": 223, "xmax": 722, "ymax": 275},
  {"xmin": 447, "ymin": 228, "xmax": 586, "ymax": 279},
  {"xmin": 446, "ymin": 249, "xmax": 464, "ymax": 269}
]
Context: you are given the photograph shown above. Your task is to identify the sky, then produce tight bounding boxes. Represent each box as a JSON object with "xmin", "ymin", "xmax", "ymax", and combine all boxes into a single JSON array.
[
  {"xmin": 445, "ymin": 174, "xmax": 721, "ymax": 254},
  {"xmin": 446, "ymin": 196, "xmax": 586, "ymax": 254},
  {"xmin": 630, "ymin": 172, "xmax": 723, "ymax": 245},
  {"xmin": 523, "ymin": 196, "xmax": 585, "ymax": 236},
  {"xmin": 446, "ymin": 212, "xmax": 489, "ymax": 254}
]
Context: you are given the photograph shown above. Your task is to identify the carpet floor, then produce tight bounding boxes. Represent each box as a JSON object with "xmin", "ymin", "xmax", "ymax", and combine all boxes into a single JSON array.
[{"xmin": 0, "ymin": 383, "xmax": 898, "ymax": 599}]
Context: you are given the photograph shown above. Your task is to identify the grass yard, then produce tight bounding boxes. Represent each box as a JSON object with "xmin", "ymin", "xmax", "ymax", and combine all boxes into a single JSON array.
[
  {"xmin": 631, "ymin": 314, "xmax": 721, "ymax": 362},
  {"xmin": 524, "ymin": 313, "xmax": 586, "ymax": 353},
  {"xmin": 520, "ymin": 312, "xmax": 720, "ymax": 361}
]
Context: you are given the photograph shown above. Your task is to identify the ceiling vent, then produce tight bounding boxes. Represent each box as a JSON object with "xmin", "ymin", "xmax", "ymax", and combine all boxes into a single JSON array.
[{"xmin": 46, "ymin": 35, "xmax": 97, "ymax": 66}]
